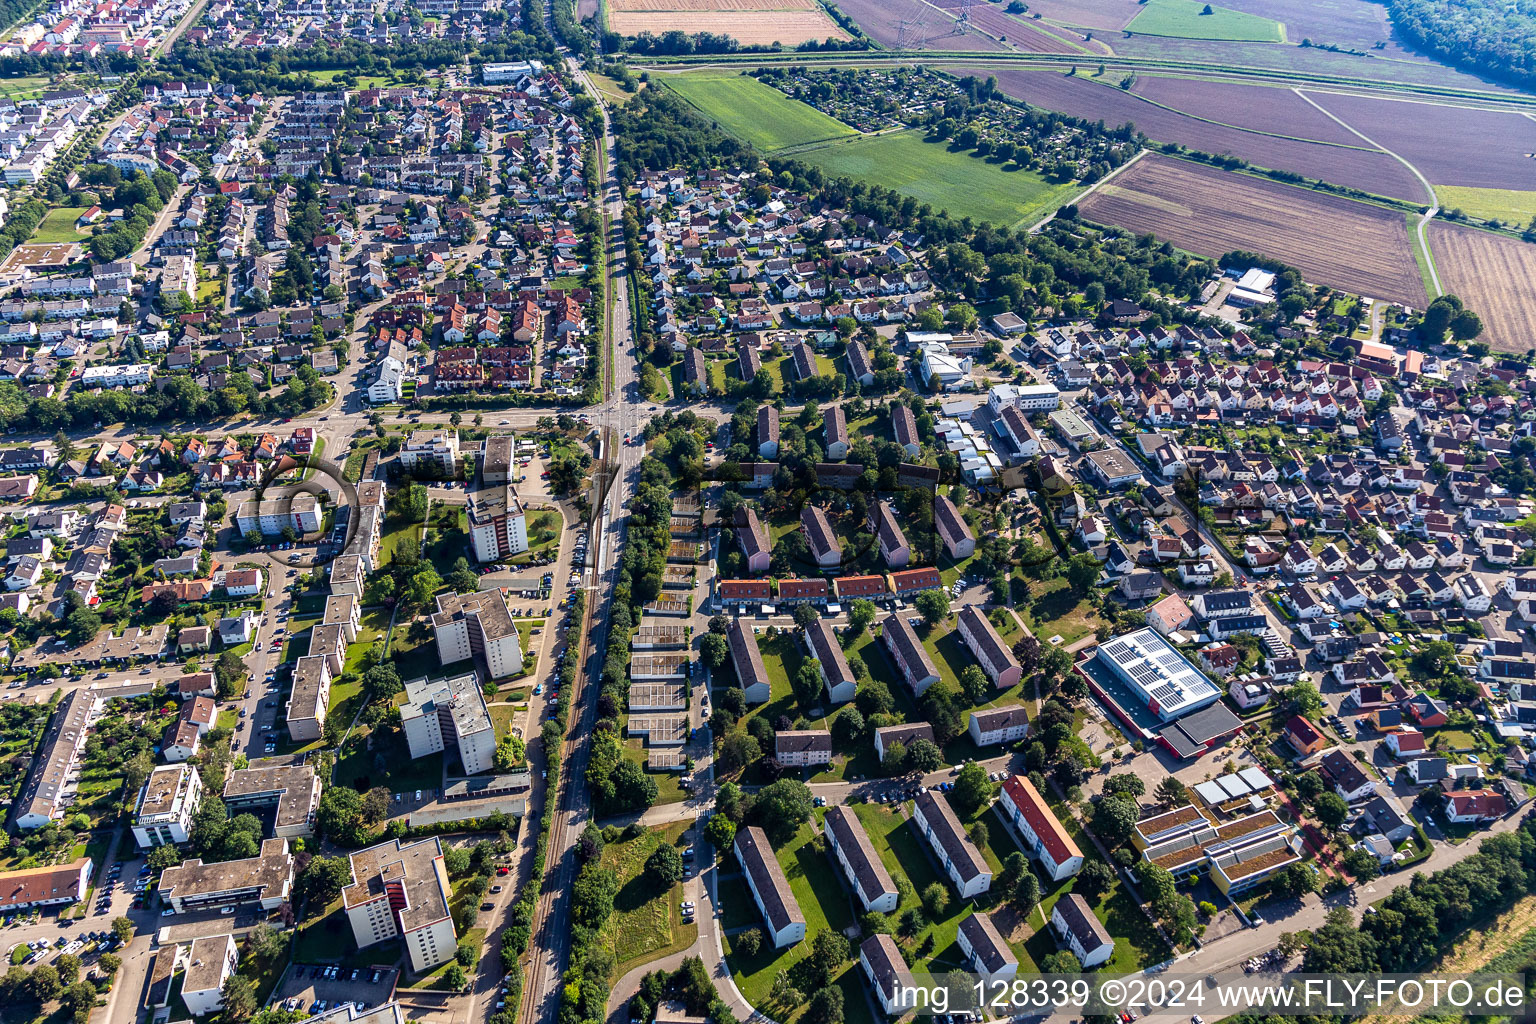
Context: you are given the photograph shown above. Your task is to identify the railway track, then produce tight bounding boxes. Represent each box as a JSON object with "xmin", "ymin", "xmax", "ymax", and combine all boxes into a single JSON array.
[{"xmin": 518, "ymin": 428, "xmax": 621, "ymax": 1024}]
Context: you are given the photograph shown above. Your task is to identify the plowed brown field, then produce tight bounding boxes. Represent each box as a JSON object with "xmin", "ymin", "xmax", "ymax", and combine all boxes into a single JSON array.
[
  {"xmin": 1077, "ymin": 154, "xmax": 1427, "ymax": 305},
  {"xmin": 1429, "ymin": 222, "xmax": 1536, "ymax": 354}
]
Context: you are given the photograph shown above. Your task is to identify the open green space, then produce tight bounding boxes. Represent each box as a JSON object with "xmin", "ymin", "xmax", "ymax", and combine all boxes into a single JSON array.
[
  {"xmin": 620, "ymin": 730, "xmax": 690, "ymax": 804},
  {"xmin": 1433, "ymin": 185, "xmax": 1536, "ymax": 226},
  {"xmin": 791, "ymin": 129, "xmax": 1080, "ymax": 229},
  {"xmin": 0, "ymin": 76, "xmax": 50, "ymax": 101},
  {"xmin": 596, "ymin": 821, "xmax": 699, "ymax": 980},
  {"xmin": 1126, "ymin": 0, "xmax": 1284, "ymax": 41},
  {"xmin": 28, "ymin": 207, "xmax": 87, "ymax": 245},
  {"xmin": 663, "ymin": 70, "xmax": 857, "ymax": 153}
]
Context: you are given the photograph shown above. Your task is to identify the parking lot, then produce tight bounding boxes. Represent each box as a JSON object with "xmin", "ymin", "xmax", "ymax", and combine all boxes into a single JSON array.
[{"xmin": 270, "ymin": 962, "xmax": 400, "ymax": 1016}]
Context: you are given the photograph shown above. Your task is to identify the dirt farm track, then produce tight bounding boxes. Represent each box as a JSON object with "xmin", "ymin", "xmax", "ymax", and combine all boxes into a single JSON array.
[
  {"xmin": 1076, "ymin": 154, "xmax": 1428, "ymax": 307},
  {"xmin": 605, "ymin": 0, "xmax": 847, "ymax": 44},
  {"xmin": 1429, "ymin": 222, "xmax": 1536, "ymax": 355}
]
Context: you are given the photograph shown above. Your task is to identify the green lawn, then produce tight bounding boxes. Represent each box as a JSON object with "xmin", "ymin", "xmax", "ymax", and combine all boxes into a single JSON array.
[
  {"xmin": 1016, "ymin": 576, "xmax": 1101, "ymax": 645},
  {"xmin": 663, "ymin": 70, "xmax": 857, "ymax": 153},
  {"xmin": 790, "ymin": 129, "xmax": 1081, "ymax": 229},
  {"xmin": 380, "ymin": 521, "xmax": 423, "ymax": 566},
  {"xmin": 28, "ymin": 207, "xmax": 87, "ymax": 245},
  {"xmin": 1433, "ymin": 185, "xmax": 1536, "ymax": 226},
  {"xmin": 596, "ymin": 821, "xmax": 699, "ymax": 980},
  {"xmin": 0, "ymin": 76, "xmax": 50, "ymax": 101},
  {"xmin": 1126, "ymin": 0, "xmax": 1284, "ymax": 41}
]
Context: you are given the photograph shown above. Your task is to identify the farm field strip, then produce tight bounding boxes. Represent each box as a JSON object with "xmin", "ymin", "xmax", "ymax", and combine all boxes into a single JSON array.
[
  {"xmin": 1125, "ymin": 0, "xmax": 1285, "ymax": 42},
  {"xmin": 607, "ymin": 10, "xmax": 846, "ymax": 43},
  {"xmin": 1427, "ymin": 222, "xmax": 1536, "ymax": 355},
  {"xmin": 1432, "ymin": 186, "xmax": 1536, "ymax": 226},
  {"xmin": 1075, "ymin": 152, "xmax": 1429, "ymax": 305},
  {"xmin": 1131, "ymin": 74, "xmax": 1368, "ymax": 145},
  {"xmin": 662, "ymin": 70, "xmax": 857, "ymax": 151},
  {"xmin": 825, "ymin": 0, "xmax": 1007, "ymax": 51}
]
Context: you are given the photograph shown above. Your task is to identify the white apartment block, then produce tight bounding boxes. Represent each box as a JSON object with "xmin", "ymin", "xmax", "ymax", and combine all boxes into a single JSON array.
[
  {"xmin": 734, "ymin": 826, "xmax": 805, "ymax": 949},
  {"xmin": 399, "ymin": 430, "xmax": 459, "ymax": 475},
  {"xmin": 467, "ymin": 483, "xmax": 528, "ymax": 562},
  {"xmin": 344, "ymin": 838, "xmax": 457, "ymax": 972},
  {"xmin": 998, "ymin": 775, "xmax": 1083, "ymax": 881},
  {"xmin": 236, "ymin": 492, "xmax": 321, "ymax": 536},
  {"xmin": 132, "ymin": 763, "xmax": 203, "ymax": 849},
  {"xmin": 180, "ymin": 934, "xmax": 237, "ymax": 1018},
  {"xmin": 286, "ymin": 655, "xmax": 331, "ymax": 742},
  {"xmin": 432, "ymin": 589, "xmax": 523, "ymax": 679},
  {"xmin": 824, "ymin": 806, "xmax": 898, "ymax": 913},
  {"xmin": 400, "ymin": 672, "xmax": 497, "ymax": 776}
]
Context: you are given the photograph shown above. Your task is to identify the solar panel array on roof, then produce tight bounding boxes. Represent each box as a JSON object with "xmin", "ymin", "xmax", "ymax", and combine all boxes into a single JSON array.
[
  {"xmin": 1095, "ymin": 627, "xmax": 1221, "ymax": 722},
  {"xmin": 1104, "ymin": 640, "xmax": 1135, "ymax": 661}
]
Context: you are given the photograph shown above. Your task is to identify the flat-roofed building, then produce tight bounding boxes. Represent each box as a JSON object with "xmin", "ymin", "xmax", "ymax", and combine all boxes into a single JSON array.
[
  {"xmin": 734, "ymin": 826, "xmax": 804, "ymax": 948},
  {"xmin": 882, "ymin": 616, "xmax": 939, "ymax": 696},
  {"xmin": 400, "ymin": 673, "xmax": 496, "ymax": 775},
  {"xmin": 0, "ymin": 858, "xmax": 92, "ymax": 913},
  {"xmin": 874, "ymin": 722, "xmax": 933, "ymax": 763},
  {"xmin": 222, "ymin": 763, "xmax": 321, "ymax": 838},
  {"xmin": 181, "ymin": 934, "xmax": 237, "ymax": 1017},
  {"xmin": 912, "ymin": 791, "xmax": 991, "ymax": 898},
  {"xmin": 958, "ymin": 911, "xmax": 1018, "ymax": 978},
  {"xmin": 481, "ymin": 435, "xmax": 515, "ymax": 484},
  {"xmin": 309, "ymin": 623, "xmax": 347, "ymax": 678},
  {"xmin": 774, "ymin": 729, "xmax": 832, "ymax": 767},
  {"xmin": 329, "ymin": 554, "xmax": 364, "ymax": 599},
  {"xmin": 399, "ymin": 430, "xmax": 459, "ymax": 475},
  {"xmin": 1132, "ymin": 806, "xmax": 1299, "ymax": 894},
  {"xmin": 729, "ymin": 620, "xmax": 771, "ymax": 704},
  {"xmin": 824, "ymin": 806, "xmax": 897, "ymax": 913},
  {"xmin": 957, "ymin": 606, "xmax": 1022, "ymax": 690},
  {"xmin": 160, "ymin": 837, "xmax": 294, "ymax": 913},
  {"xmin": 998, "ymin": 775, "xmax": 1082, "ymax": 880},
  {"xmin": 432, "ymin": 589, "xmax": 523, "ymax": 679},
  {"xmin": 627, "ymin": 715, "xmax": 688, "ymax": 746},
  {"xmin": 286, "ymin": 655, "xmax": 332, "ymax": 742},
  {"xmin": 467, "ymin": 482, "xmax": 528, "ymax": 562},
  {"xmin": 630, "ymin": 624, "xmax": 687, "ymax": 650},
  {"xmin": 628, "ymin": 682, "xmax": 687, "ymax": 711},
  {"xmin": 803, "ymin": 619, "xmax": 855, "ymax": 703},
  {"xmin": 344, "ymin": 837, "xmax": 457, "ymax": 972},
  {"xmin": 968, "ymin": 704, "xmax": 1031, "ymax": 747},
  {"xmin": 324, "ymin": 593, "xmax": 361, "ymax": 642},
  {"xmin": 132, "ymin": 763, "xmax": 203, "ymax": 848},
  {"xmin": 934, "ymin": 495, "xmax": 974, "ymax": 559},
  {"xmin": 860, "ymin": 933, "xmax": 914, "ymax": 1017},
  {"xmin": 630, "ymin": 654, "xmax": 688, "ymax": 680},
  {"xmin": 1051, "ymin": 893, "xmax": 1114, "ymax": 968},
  {"xmin": 236, "ymin": 492, "xmax": 321, "ymax": 536}
]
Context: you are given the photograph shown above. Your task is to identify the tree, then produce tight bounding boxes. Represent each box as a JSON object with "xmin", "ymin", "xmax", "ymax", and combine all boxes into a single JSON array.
[
  {"xmin": 296, "ymin": 855, "xmax": 352, "ymax": 907},
  {"xmin": 793, "ymin": 604, "xmax": 820, "ymax": 630},
  {"xmin": 806, "ymin": 986, "xmax": 844, "ymax": 1024},
  {"xmin": 1282, "ymin": 680, "xmax": 1324, "ymax": 718},
  {"xmin": 1013, "ymin": 870, "xmax": 1040, "ymax": 915},
  {"xmin": 456, "ymin": 939, "xmax": 477, "ymax": 967},
  {"xmin": 443, "ymin": 963, "xmax": 467, "ymax": 992},
  {"xmin": 112, "ymin": 917, "xmax": 134, "ymax": 944},
  {"xmin": 1341, "ymin": 848, "xmax": 1381, "ymax": 882},
  {"xmin": 148, "ymin": 842, "xmax": 183, "ymax": 871},
  {"xmin": 317, "ymin": 786, "xmax": 367, "ymax": 844},
  {"xmin": 700, "ymin": 633, "xmax": 729, "ymax": 669},
  {"xmin": 953, "ymin": 762, "xmax": 993, "ymax": 811},
  {"xmin": 807, "ymin": 929, "xmax": 849, "ymax": 988},
  {"xmin": 752, "ymin": 779, "xmax": 813, "ymax": 844},
  {"xmin": 792, "ymin": 660, "xmax": 825, "ymax": 707},
  {"xmin": 1076, "ymin": 859, "xmax": 1116, "ymax": 899},
  {"xmin": 1091, "ymin": 794, "xmax": 1140, "ymax": 846},
  {"xmin": 831, "ymin": 706, "xmax": 865, "ymax": 747},
  {"xmin": 736, "ymin": 928, "xmax": 762, "ymax": 958},
  {"xmin": 1103, "ymin": 774, "xmax": 1145, "ymax": 799},
  {"xmin": 921, "ymin": 882, "xmax": 950, "ymax": 918},
  {"xmin": 611, "ymin": 758, "xmax": 660, "ymax": 810},
  {"xmin": 214, "ymin": 651, "xmax": 247, "ymax": 699},
  {"xmin": 1064, "ymin": 552, "xmax": 1100, "ymax": 594},
  {"xmin": 30, "ymin": 964, "xmax": 61, "ymax": 1003},
  {"xmin": 362, "ymin": 787, "xmax": 392, "ymax": 824},
  {"xmin": 913, "ymin": 589, "xmax": 950, "ymax": 627},
  {"xmin": 1154, "ymin": 776, "xmax": 1188, "ymax": 808},
  {"xmin": 904, "ymin": 738, "xmax": 943, "ymax": 774},
  {"xmin": 53, "ymin": 954, "xmax": 79, "ymax": 986},
  {"xmin": 62, "ymin": 981, "xmax": 96, "ymax": 1022},
  {"xmin": 96, "ymin": 953, "xmax": 121, "ymax": 976},
  {"xmin": 1313, "ymin": 791, "xmax": 1349, "ymax": 829},
  {"xmin": 959, "ymin": 664, "xmax": 989, "ymax": 704},
  {"xmin": 1040, "ymin": 951, "xmax": 1082, "ymax": 973},
  {"xmin": 645, "ymin": 844, "xmax": 684, "ymax": 887},
  {"xmin": 847, "ymin": 599, "xmax": 877, "ymax": 636},
  {"xmin": 704, "ymin": 813, "xmax": 736, "ymax": 853}
]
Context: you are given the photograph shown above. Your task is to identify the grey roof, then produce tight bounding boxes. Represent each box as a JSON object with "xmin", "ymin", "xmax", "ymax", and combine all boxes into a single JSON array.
[
  {"xmin": 727, "ymin": 620, "xmax": 769, "ymax": 693},
  {"xmin": 913, "ymin": 790, "xmax": 988, "ymax": 883},
  {"xmin": 735, "ymin": 826, "xmax": 803, "ymax": 934},
  {"xmin": 1054, "ymin": 892, "xmax": 1113, "ymax": 953},
  {"xmin": 860, "ymin": 933, "xmax": 911, "ymax": 1003},
  {"xmin": 959, "ymin": 911, "xmax": 1017, "ymax": 974},
  {"xmin": 824, "ymin": 805, "xmax": 896, "ymax": 904},
  {"xmin": 803, "ymin": 619, "xmax": 855, "ymax": 687}
]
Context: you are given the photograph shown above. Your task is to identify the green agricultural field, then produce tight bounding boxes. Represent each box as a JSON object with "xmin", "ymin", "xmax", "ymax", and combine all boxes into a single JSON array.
[
  {"xmin": 28, "ymin": 207, "xmax": 87, "ymax": 245},
  {"xmin": 1434, "ymin": 185, "xmax": 1536, "ymax": 226},
  {"xmin": 1127, "ymin": 0, "xmax": 1284, "ymax": 41},
  {"xmin": 663, "ymin": 70, "xmax": 857, "ymax": 153},
  {"xmin": 792, "ymin": 130, "xmax": 1080, "ymax": 229}
]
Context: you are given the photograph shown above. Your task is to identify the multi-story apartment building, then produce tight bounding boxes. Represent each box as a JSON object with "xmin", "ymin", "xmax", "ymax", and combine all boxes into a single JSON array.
[
  {"xmin": 773, "ymin": 730, "xmax": 832, "ymax": 767},
  {"xmin": 286, "ymin": 656, "xmax": 331, "ymax": 742},
  {"xmin": 881, "ymin": 615, "xmax": 939, "ymax": 696},
  {"xmin": 159, "ymin": 838, "xmax": 294, "ymax": 913},
  {"xmin": 132, "ymin": 764, "xmax": 203, "ymax": 848},
  {"xmin": 734, "ymin": 826, "xmax": 804, "ymax": 949},
  {"xmin": 236, "ymin": 492, "xmax": 321, "ymax": 536},
  {"xmin": 802, "ymin": 618, "xmax": 855, "ymax": 703},
  {"xmin": 343, "ymin": 838, "xmax": 457, "ymax": 972},
  {"xmin": 400, "ymin": 672, "xmax": 496, "ymax": 775},
  {"xmin": 997, "ymin": 775, "xmax": 1083, "ymax": 881},
  {"xmin": 824, "ymin": 806, "xmax": 898, "ymax": 913},
  {"xmin": 912, "ymin": 791, "xmax": 991, "ymax": 898},
  {"xmin": 432, "ymin": 589, "xmax": 523, "ymax": 679},
  {"xmin": 467, "ymin": 483, "xmax": 528, "ymax": 562},
  {"xmin": 957, "ymin": 606, "xmax": 1022, "ymax": 690},
  {"xmin": 399, "ymin": 430, "xmax": 459, "ymax": 476},
  {"xmin": 222, "ymin": 763, "xmax": 321, "ymax": 839}
]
